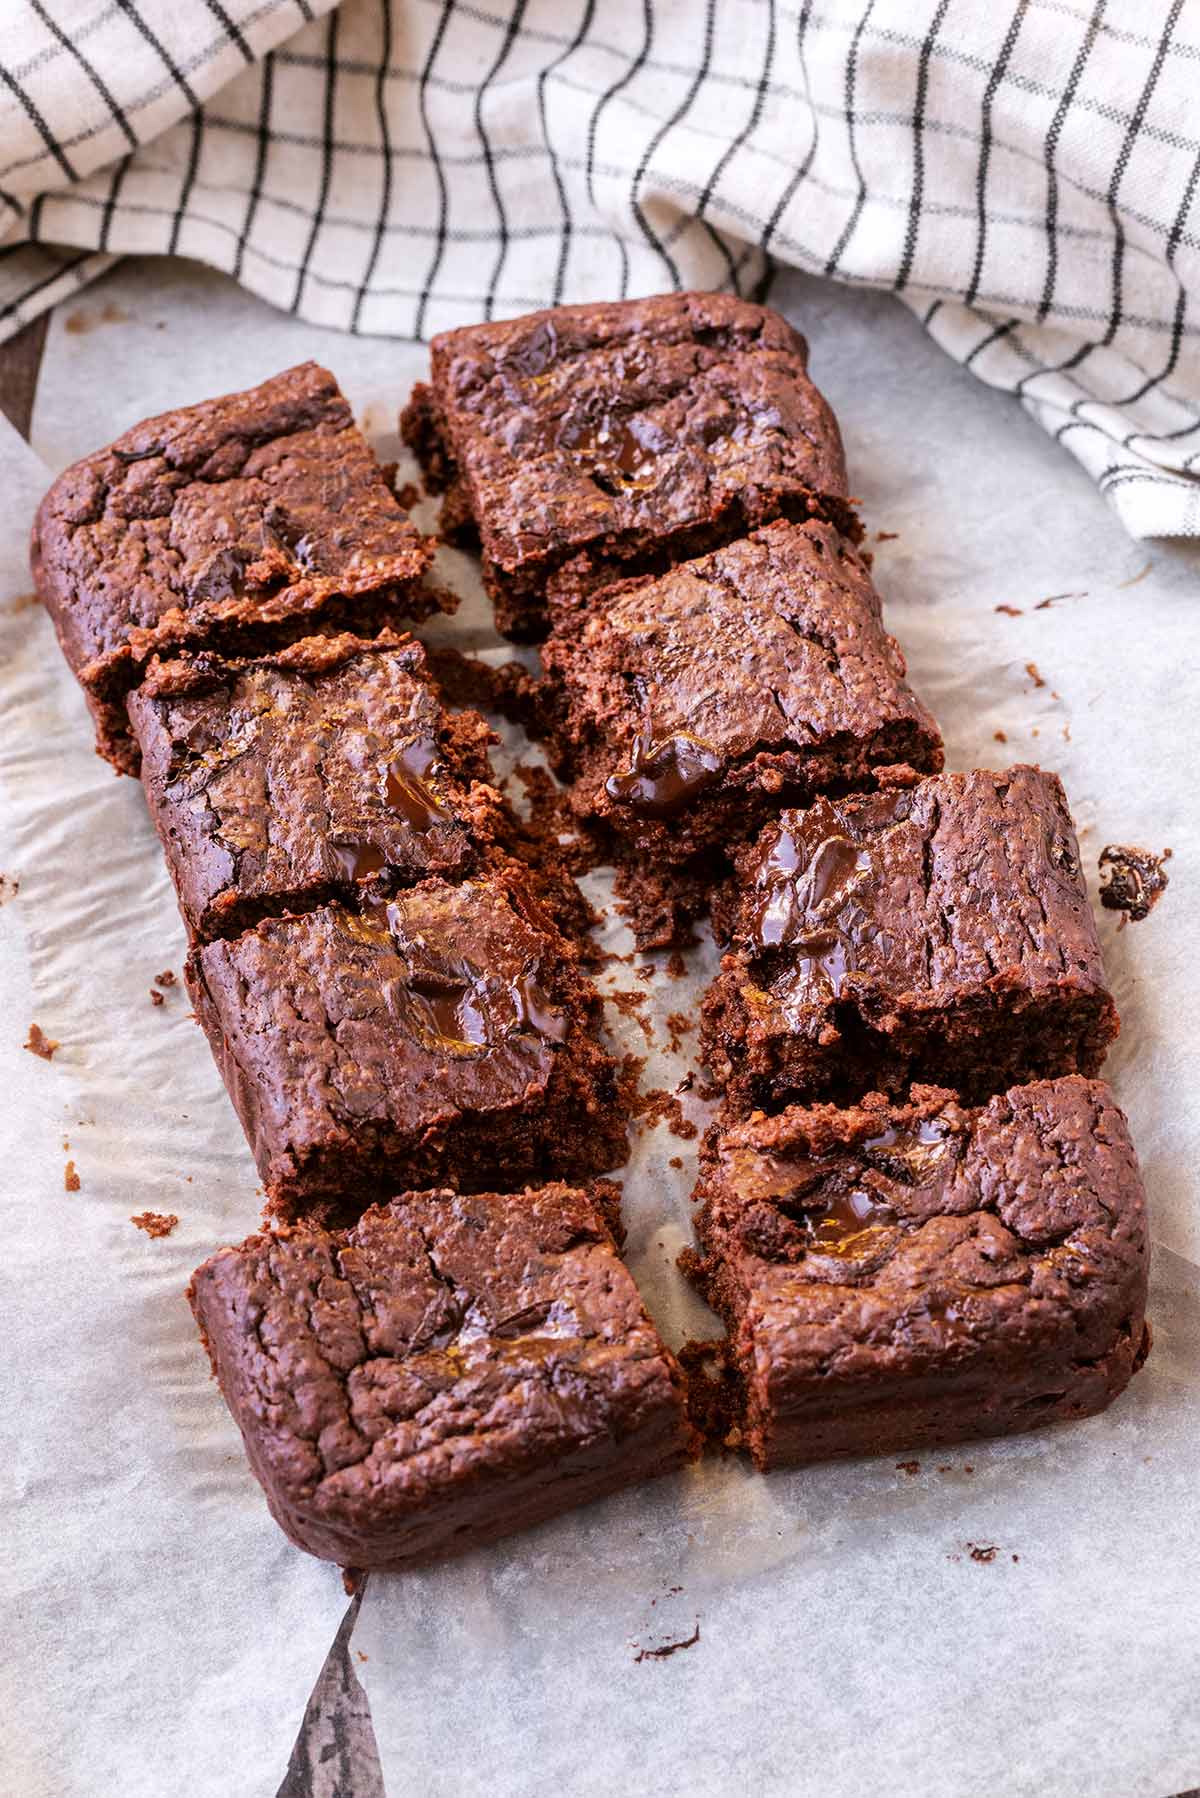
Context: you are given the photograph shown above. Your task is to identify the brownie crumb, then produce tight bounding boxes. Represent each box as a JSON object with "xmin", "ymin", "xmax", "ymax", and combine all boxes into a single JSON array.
[
  {"xmin": 424, "ymin": 643, "xmax": 541, "ymax": 725},
  {"xmin": 24, "ymin": 1023, "xmax": 59, "ymax": 1060},
  {"xmin": 677, "ymin": 1335, "xmax": 742, "ymax": 1448},
  {"xmin": 131, "ymin": 1210, "xmax": 179, "ymax": 1238},
  {"xmin": 669, "ymin": 1156, "xmax": 684, "ymax": 1170},
  {"xmin": 634, "ymin": 1622, "xmax": 700, "ymax": 1663},
  {"xmin": 1025, "ymin": 661, "xmax": 1045, "ymax": 688},
  {"xmin": 1099, "ymin": 845, "xmax": 1171, "ymax": 921},
  {"xmin": 394, "ymin": 481, "xmax": 421, "ymax": 511},
  {"xmin": 617, "ymin": 1052, "xmax": 648, "ymax": 1106},
  {"xmin": 155, "ymin": 970, "xmax": 177, "ymax": 987},
  {"xmin": 666, "ymin": 952, "xmax": 688, "ymax": 980},
  {"xmin": 993, "ymin": 730, "xmax": 1007, "ymax": 743},
  {"xmin": 968, "ymin": 1543, "xmax": 999, "ymax": 1564},
  {"xmin": 630, "ymin": 1087, "xmax": 698, "ymax": 1139},
  {"xmin": 64, "ymin": 1160, "xmax": 80, "ymax": 1193},
  {"xmin": 896, "ymin": 1460, "xmax": 920, "ymax": 1477},
  {"xmin": 510, "ymin": 763, "xmax": 606, "ymax": 876},
  {"xmin": 1035, "ymin": 591, "xmax": 1086, "ymax": 610},
  {"xmin": 994, "ymin": 604, "xmax": 1023, "ymax": 617},
  {"xmin": 0, "ymin": 874, "xmax": 18, "ymax": 905},
  {"xmin": 150, "ymin": 989, "xmax": 165, "ymax": 1007},
  {"xmin": 875, "ymin": 530, "xmax": 900, "ymax": 542}
]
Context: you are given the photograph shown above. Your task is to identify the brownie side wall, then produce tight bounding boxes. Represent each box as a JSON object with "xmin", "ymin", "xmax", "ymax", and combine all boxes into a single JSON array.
[
  {"xmin": 746, "ymin": 1327, "xmax": 1146, "ymax": 1470},
  {"xmin": 702, "ymin": 955, "xmax": 1120, "ymax": 1115},
  {"xmin": 260, "ymin": 1020, "xmax": 630, "ymax": 1225},
  {"xmin": 265, "ymin": 1394, "xmax": 696, "ymax": 1568},
  {"xmin": 484, "ymin": 486, "xmax": 864, "ymax": 642}
]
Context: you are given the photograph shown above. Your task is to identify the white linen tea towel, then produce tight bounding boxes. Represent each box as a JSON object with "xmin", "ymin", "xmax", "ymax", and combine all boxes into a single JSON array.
[{"xmin": 3, "ymin": 0, "xmax": 1200, "ymax": 536}]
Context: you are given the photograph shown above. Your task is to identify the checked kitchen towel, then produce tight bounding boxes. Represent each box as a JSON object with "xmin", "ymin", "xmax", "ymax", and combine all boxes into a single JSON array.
[{"xmin": 3, "ymin": 0, "xmax": 1200, "ymax": 536}]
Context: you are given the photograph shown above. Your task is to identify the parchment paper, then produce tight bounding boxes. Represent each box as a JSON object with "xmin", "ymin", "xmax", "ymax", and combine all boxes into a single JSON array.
[{"xmin": 3, "ymin": 256, "xmax": 1198, "ymax": 1798}]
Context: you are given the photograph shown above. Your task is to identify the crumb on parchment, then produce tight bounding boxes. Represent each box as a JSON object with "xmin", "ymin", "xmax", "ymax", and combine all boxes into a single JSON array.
[
  {"xmin": 131, "ymin": 1211, "xmax": 178, "ymax": 1239},
  {"xmin": 25, "ymin": 1023, "xmax": 59, "ymax": 1060}
]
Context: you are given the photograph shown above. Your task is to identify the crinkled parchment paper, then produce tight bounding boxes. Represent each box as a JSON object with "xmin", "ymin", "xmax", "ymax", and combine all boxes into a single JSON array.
[{"xmin": 2, "ymin": 258, "xmax": 1197, "ymax": 1798}]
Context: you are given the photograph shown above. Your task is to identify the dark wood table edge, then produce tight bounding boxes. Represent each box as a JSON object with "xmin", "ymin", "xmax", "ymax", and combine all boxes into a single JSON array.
[{"xmin": 0, "ymin": 314, "xmax": 49, "ymax": 441}]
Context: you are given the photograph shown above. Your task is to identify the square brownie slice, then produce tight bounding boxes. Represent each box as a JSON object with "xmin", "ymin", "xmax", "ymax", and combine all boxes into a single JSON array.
[
  {"xmin": 186, "ymin": 875, "xmax": 627, "ymax": 1219},
  {"xmin": 32, "ymin": 362, "xmax": 441, "ymax": 773},
  {"xmin": 127, "ymin": 631, "xmax": 516, "ymax": 943},
  {"xmin": 400, "ymin": 292, "xmax": 855, "ymax": 639},
  {"xmin": 703, "ymin": 766, "xmax": 1118, "ymax": 1111},
  {"xmin": 189, "ymin": 1184, "xmax": 699, "ymax": 1568},
  {"xmin": 683, "ymin": 1078, "xmax": 1149, "ymax": 1469},
  {"xmin": 540, "ymin": 519, "xmax": 942, "ymax": 945}
]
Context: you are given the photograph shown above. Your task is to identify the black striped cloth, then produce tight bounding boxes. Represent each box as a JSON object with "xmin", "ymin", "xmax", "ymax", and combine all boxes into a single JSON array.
[{"xmin": 3, "ymin": 0, "xmax": 1199, "ymax": 536}]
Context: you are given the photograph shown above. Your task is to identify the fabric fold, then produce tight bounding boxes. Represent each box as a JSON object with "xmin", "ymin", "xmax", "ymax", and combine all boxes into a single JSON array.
[{"xmin": 3, "ymin": 0, "xmax": 1200, "ymax": 536}]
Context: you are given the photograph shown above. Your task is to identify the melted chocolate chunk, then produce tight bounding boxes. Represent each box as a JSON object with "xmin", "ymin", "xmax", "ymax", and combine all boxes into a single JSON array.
[
  {"xmin": 404, "ymin": 973, "xmax": 491, "ymax": 1054},
  {"xmin": 511, "ymin": 971, "xmax": 570, "ymax": 1041},
  {"xmin": 802, "ymin": 1187, "xmax": 899, "ymax": 1260},
  {"xmin": 380, "ymin": 901, "xmax": 570, "ymax": 1055},
  {"xmin": 331, "ymin": 839, "xmax": 388, "ymax": 881},
  {"xmin": 1098, "ymin": 844, "xmax": 1171, "ymax": 921},
  {"xmin": 383, "ymin": 734, "xmax": 450, "ymax": 833},
  {"xmin": 861, "ymin": 1117, "xmax": 955, "ymax": 1184},
  {"xmin": 605, "ymin": 732, "xmax": 722, "ymax": 819},
  {"xmin": 748, "ymin": 806, "xmax": 871, "ymax": 949},
  {"xmin": 558, "ymin": 412, "xmax": 662, "ymax": 488}
]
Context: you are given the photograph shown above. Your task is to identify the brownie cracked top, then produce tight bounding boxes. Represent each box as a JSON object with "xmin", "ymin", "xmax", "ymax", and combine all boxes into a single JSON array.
[{"xmin": 428, "ymin": 292, "xmax": 851, "ymax": 578}]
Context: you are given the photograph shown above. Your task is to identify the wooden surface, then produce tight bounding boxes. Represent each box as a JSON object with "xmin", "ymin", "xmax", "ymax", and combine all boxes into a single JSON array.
[{"xmin": 0, "ymin": 316, "xmax": 49, "ymax": 440}]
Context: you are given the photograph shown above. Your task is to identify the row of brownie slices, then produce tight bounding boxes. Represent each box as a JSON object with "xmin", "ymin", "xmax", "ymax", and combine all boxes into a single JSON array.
[
  {"xmin": 402, "ymin": 294, "xmax": 1149, "ymax": 1476},
  {"xmin": 30, "ymin": 295, "xmax": 1149, "ymax": 1570}
]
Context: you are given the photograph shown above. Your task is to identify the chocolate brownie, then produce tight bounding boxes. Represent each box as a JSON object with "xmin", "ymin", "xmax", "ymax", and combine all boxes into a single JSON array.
[
  {"xmin": 540, "ymin": 520, "xmax": 943, "ymax": 944},
  {"xmin": 400, "ymin": 292, "xmax": 855, "ymax": 639},
  {"xmin": 186, "ymin": 876, "xmax": 627, "ymax": 1219},
  {"xmin": 683, "ymin": 1078, "xmax": 1149, "ymax": 1469},
  {"xmin": 127, "ymin": 631, "xmax": 517, "ymax": 942},
  {"xmin": 189, "ymin": 1185, "xmax": 699, "ymax": 1567},
  {"xmin": 32, "ymin": 363, "xmax": 440, "ymax": 772},
  {"xmin": 703, "ymin": 766, "xmax": 1118, "ymax": 1111}
]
